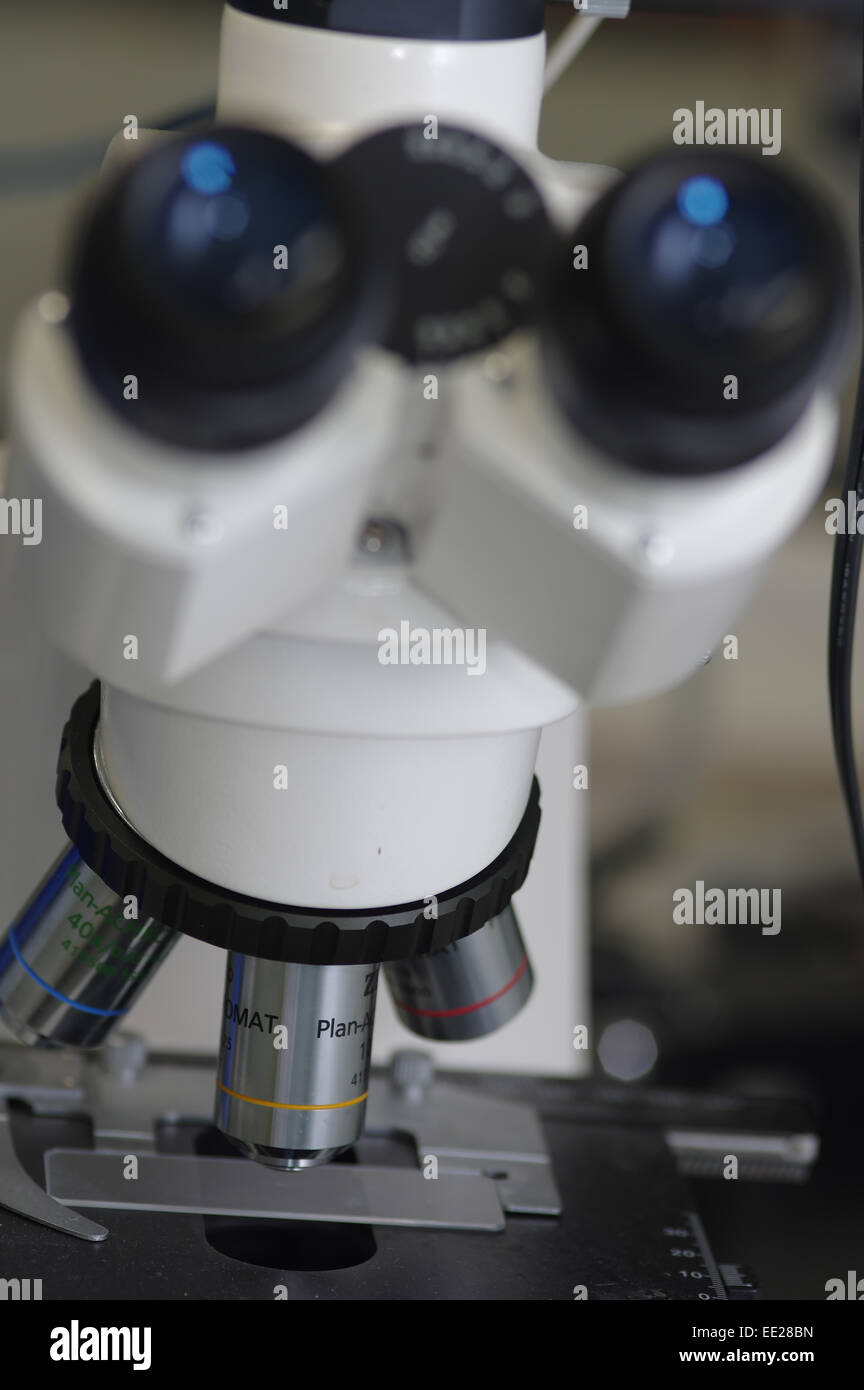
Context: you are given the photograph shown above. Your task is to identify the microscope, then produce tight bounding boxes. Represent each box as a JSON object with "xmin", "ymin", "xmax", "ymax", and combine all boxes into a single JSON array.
[{"xmin": 0, "ymin": 0, "xmax": 851, "ymax": 1298}]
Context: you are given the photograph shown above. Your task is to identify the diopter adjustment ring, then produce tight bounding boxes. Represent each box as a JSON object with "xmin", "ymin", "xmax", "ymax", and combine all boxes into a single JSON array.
[{"xmin": 55, "ymin": 683, "xmax": 542, "ymax": 966}]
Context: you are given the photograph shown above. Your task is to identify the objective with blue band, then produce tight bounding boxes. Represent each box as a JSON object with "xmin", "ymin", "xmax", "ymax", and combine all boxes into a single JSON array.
[{"xmin": 0, "ymin": 843, "xmax": 176, "ymax": 1049}]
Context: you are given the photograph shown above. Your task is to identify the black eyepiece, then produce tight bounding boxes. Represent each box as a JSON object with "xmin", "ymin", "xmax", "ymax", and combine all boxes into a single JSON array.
[
  {"xmin": 68, "ymin": 126, "xmax": 387, "ymax": 451},
  {"xmin": 543, "ymin": 150, "xmax": 850, "ymax": 475}
]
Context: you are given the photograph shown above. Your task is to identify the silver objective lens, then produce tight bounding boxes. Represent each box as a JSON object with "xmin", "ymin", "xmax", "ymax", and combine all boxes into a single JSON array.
[
  {"xmin": 384, "ymin": 906, "xmax": 532, "ymax": 1041},
  {"xmin": 216, "ymin": 952, "xmax": 379, "ymax": 1170},
  {"xmin": 0, "ymin": 844, "xmax": 177, "ymax": 1049}
]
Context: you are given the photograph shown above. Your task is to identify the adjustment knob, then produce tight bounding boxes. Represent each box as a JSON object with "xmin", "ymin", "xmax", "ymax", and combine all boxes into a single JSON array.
[{"xmin": 335, "ymin": 122, "xmax": 553, "ymax": 363}]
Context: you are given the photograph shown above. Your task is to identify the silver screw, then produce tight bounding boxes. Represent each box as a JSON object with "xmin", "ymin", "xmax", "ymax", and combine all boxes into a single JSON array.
[
  {"xmin": 391, "ymin": 1049, "xmax": 435, "ymax": 1101},
  {"xmin": 99, "ymin": 1032, "xmax": 148, "ymax": 1081},
  {"xmin": 357, "ymin": 519, "xmax": 409, "ymax": 563}
]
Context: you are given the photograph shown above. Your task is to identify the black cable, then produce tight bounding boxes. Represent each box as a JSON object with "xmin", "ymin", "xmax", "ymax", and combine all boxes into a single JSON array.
[{"xmin": 829, "ymin": 33, "xmax": 864, "ymax": 896}]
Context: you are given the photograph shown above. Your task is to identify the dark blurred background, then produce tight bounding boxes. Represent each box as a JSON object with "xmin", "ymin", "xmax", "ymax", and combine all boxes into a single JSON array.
[{"xmin": 545, "ymin": 0, "xmax": 864, "ymax": 1301}]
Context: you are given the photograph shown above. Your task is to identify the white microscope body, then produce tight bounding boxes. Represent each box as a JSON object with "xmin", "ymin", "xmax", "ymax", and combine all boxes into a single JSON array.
[{"xmin": 0, "ymin": 3, "xmax": 846, "ymax": 1172}]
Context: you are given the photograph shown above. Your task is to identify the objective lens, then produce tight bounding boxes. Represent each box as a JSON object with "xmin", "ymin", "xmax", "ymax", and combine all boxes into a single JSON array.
[
  {"xmin": 216, "ymin": 953, "xmax": 379, "ymax": 1169},
  {"xmin": 0, "ymin": 844, "xmax": 177, "ymax": 1048},
  {"xmin": 384, "ymin": 906, "xmax": 532, "ymax": 1041}
]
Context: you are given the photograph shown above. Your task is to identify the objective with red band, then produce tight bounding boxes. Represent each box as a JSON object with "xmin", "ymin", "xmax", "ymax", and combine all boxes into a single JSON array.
[{"xmin": 384, "ymin": 906, "xmax": 533, "ymax": 1041}]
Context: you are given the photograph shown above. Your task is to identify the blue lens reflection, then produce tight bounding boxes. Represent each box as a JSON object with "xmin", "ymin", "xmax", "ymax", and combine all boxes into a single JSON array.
[
  {"xmin": 677, "ymin": 176, "xmax": 729, "ymax": 228},
  {"xmin": 180, "ymin": 142, "xmax": 237, "ymax": 196}
]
